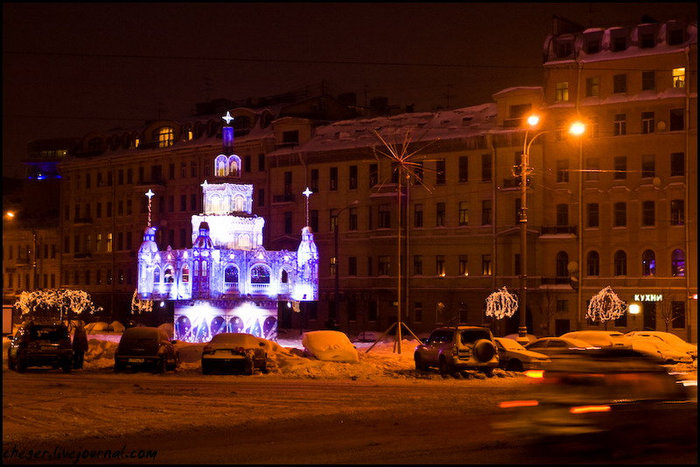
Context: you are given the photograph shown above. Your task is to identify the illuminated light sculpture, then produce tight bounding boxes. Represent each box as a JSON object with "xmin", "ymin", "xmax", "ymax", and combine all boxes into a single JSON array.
[
  {"xmin": 137, "ymin": 113, "xmax": 318, "ymax": 343},
  {"xmin": 485, "ymin": 286, "xmax": 519, "ymax": 320},
  {"xmin": 586, "ymin": 286, "xmax": 627, "ymax": 330}
]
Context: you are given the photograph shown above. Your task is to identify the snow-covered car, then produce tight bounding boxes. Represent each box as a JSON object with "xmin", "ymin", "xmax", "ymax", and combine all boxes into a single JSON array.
[
  {"xmin": 560, "ymin": 331, "xmax": 632, "ymax": 349},
  {"xmin": 201, "ymin": 332, "xmax": 269, "ymax": 375},
  {"xmin": 494, "ymin": 337, "xmax": 550, "ymax": 372},
  {"xmin": 302, "ymin": 330, "xmax": 359, "ymax": 363},
  {"xmin": 623, "ymin": 333, "xmax": 693, "ymax": 364},
  {"xmin": 414, "ymin": 326, "xmax": 499, "ymax": 376},
  {"xmin": 7, "ymin": 321, "xmax": 74, "ymax": 373},
  {"xmin": 114, "ymin": 326, "xmax": 179, "ymax": 373},
  {"xmin": 524, "ymin": 337, "xmax": 596, "ymax": 357},
  {"xmin": 495, "ymin": 348, "xmax": 697, "ymax": 456},
  {"xmin": 626, "ymin": 331, "xmax": 697, "ymax": 360}
]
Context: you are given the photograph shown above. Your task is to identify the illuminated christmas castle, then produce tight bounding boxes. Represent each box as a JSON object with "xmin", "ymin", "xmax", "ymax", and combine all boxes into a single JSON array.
[{"xmin": 137, "ymin": 112, "xmax": 319, "ymax": 343}]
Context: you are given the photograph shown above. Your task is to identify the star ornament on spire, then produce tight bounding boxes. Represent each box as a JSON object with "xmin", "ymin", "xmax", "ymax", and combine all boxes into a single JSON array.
[
  {"xmin": 222, "ymin": 111, "xmax": 234, "ymax": 125},
  {"xmin": 303, "ymin": 187, "xmax": 313, "ymax": 228}
]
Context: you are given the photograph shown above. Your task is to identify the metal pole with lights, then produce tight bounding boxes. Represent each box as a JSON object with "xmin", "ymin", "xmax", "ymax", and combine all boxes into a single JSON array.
[{"xmin": 518, "ymin": 116, "xmax": 584, "ymax": 344}]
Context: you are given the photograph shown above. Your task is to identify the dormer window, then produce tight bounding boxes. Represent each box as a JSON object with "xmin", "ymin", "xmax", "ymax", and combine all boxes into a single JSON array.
[
  {"xmin": 556, "ymin": 38, "xmax": 573, "ymax": 58},
  {"xmin": 157, "ymin": 127, "xmax": 174, "ymax": 148},
  {"xmin": 282, "ymin": 130, "xmax": 299, "ymax": 145},
  {"xmin": 610, "ymin": 29, "xmax": 628, "ymax": 51},
  {"xmin": 667, "ymin": 26, "xmax": 684, "ymax": 45},
  {"xmin": 639, "ymin": 31, "xmax": 656, "ymax": 48}
]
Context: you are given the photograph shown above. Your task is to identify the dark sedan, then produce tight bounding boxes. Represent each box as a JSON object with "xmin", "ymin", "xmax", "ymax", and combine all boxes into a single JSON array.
[
  {"xmin": 114, "ymin": 326, "xmax": 179, "ymax": 373},
  {"xmin": 201, "ymin": 332, "xmax": 269, "ymax": 375}
]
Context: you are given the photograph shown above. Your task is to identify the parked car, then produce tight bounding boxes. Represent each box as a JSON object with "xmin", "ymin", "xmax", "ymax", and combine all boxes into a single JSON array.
[
  {"xmin": 114, "ymin": 326, "xmax": 179, "ymax": 373},
  {"xmin": 495, "ymin": 348, "xmax": 697, "ymax": 458},
  {"xmin": 560, "ymin": 330, "xmax": 633, "ymax": 349},
  {"xmin": 624, "ymin": 332, "xmax": 694, "ymax": 364},
  {"xmin": 524, "ymin": 337, "xmax": 596, "ymax": 357},
  {"xmin": 414, "ymin": 326, "xmax": 499, "ymax": 376},
  {"xmin": 302, "ymin": 330, "xmax": 359, "ymax": 363},
  {"xmin": 201, "ymin": 332, "xmax": 269, "ymax": 374},
  {"xmin": 7, "ymin": 321, "xmax": 74, "ymax": 373},
  {"xmin": 495, "ymin": 337, "xmax": 550, "ymax": 372},
  {"xmin": 626, "ymin": 331, "xmax": 697, "ymax": 360}
]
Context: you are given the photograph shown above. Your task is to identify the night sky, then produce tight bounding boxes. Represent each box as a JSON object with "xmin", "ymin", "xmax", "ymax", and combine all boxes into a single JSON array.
[{"xmin": 3, "ymin": 2, "xmax": 697, "ymax": 177}]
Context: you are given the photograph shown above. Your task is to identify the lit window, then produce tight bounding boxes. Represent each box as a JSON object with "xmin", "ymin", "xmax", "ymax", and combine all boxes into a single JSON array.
[
  {"xmin": 671, "ymin": 249, "xmax": 685, "ymax": 277},
  {"xmin": 158, "ymin": 127, "xmax": 174, "ymax": 148},
  {"xmin": 672, "ymin": 68, "xmax": 685, "ymax": 88},
  {"xmin": 641, "ymin": 250, "xmax": 656, "ymax": 276},
  {"xmin": 555, "ymin": 82, "xmax": 569, "ymax": 102}
]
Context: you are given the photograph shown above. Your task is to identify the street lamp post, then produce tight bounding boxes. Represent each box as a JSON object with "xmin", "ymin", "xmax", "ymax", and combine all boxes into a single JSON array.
[{"xmin": 518, "ymin": 116, "xmax": 584, "ymax": 344}]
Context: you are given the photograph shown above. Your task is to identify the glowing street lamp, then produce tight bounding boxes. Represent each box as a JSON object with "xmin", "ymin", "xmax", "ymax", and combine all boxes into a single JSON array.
[{"xmin": 517, "ymin": 114, "xmax": 584, "ymax": 344}]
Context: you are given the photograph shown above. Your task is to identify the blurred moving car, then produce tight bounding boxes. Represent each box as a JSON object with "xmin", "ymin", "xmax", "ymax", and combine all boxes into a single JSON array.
[
  {"xmin": 495, "ymin": 337, "xmax": 550, "ymax": 372},
  {"xmin": 201, "ymin": 332, "xmax": 269, "ymax": 375},
  {"xmin": 414, "ymin": 326, "xmax": 499, "ymax": 376},
  {"xmin": 626, "ymin": 331, "xmax": 697, "ymax": 361},
  {"xmin": 7, "ymin": 321, "xmax": 74, "ymax": 373},
  {"xmin": 560, "ymin": 330, "xmax": 632, "ymax": 349},
  {"xmin": 495, "ymin": 348, "xmax": 697, "ymax": 457},
  {"xmin": 114, "ymin": 326, "xmax": 179, "ymax": 373},
  {"xmin": 302, "ymin": 330, "xmax": 359, "ymax": 363},
  {"xmin": 524, "ymin": 337, "xmax": 596, "ymax": 357}
]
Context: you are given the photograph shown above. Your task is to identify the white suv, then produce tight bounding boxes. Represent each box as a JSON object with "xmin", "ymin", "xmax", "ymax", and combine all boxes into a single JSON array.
[{"xmin": 414, "ymin": 326, "xmax": 499, "ymax": 376}]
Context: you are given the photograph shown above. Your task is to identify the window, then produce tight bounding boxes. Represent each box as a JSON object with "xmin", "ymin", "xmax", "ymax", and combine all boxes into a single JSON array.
[
  {"xmin": 639, "ymin": 31, "xmax": 656, "ymax": 48},
  {"xmin": 250, "ymin": 265, "xmax": 270, "ymax": 284},
  {"xmin": 282, "ymin": 130, "xmax": 299, "ymax": 145},
  {"xmin": 614, "ymin": 156, "xmax": 627, "ymax": 179},
  {"xmin": 378, "ymin": 204, "xmax": 391, "ymax": 229},
  {"xmin": 669, "ymin": 109, "xmax": 684, "ymax": 131},
  {"xmin": 556, "ymin": 160, "xmax": 569, "ymax": 183},
  {"xmin": 310, "ymin": 210, "xmax": 319, "ymax": 233},
  {"xmin": 180, "ymin": 195, "xmax": 187, "ymax": 212},
  {"xmin": 348, "ymin": 208, "xmax": 357, "ymax": 231},
  {"xmin": 555, "ymin": 82, "xmax": 569, "ymax": 102},
  {"xmin": 587, "ymin": 203, "xmax": 599, "ymax": 228},
  {"xmin": 414, "ymin": 204, "xmax": 423, "ymax": 228},
  {"xmin": 458, "ymin": 156, "xmax": 468, "ymax": 182},
  {"xmin": 481, "ymin": 200, "xmax": 492, "ymax": 225},
  {"xmin": 556, "ymin": 204, "xmax": 568, "ymax": 226},
  {"xmin": 671, "ymin": 302, "xmax": 685, "ymax": 328},
  {"xmin": 435, "ymin": 159, "xmax": 446, "ymax": 185},
  {"xmin": 613, "ymin": 74, "xmax": 627, "ymax": 93},
  {"xmin": 369, "ymin": 164, "xmax": 378, "ymax": 188},
  {"xmin": 329, "ymin": 212, "xmax": 338, "ymax": 233},
  {"xmin": 587, "ymin": 251, "xmax": 600, "ymax": 276},
  {"xmin": 514, "ymin": 198, "xmax": 521, "ymax": 225},
  {"xmin": 329, "ymin": 257, "xmax": 337, "ymax": 277},
  {"xmin": 585, "ymin": 158, "xmax": 600, "ymax": 181},
  {"xmin": 614, "ymin": 250, "xmax": 627, "ymax": 276},
  {"xmin": 258, "ymin": 154, "xmax": 265, "ymax": 171},
  {"xmin": 329, "ymin": 167, "xmax": 338, "ymax": 191},
  {"xmin": 641, "ymin": 155, "xmax": 655, "ymax": 178},
  {"xmin": 436, "ymin": 255, "xmax": 446, "ymax": 277},
  {"xmin": 642, "ymin": 249, "xmax": 656, "ymax": 276},
  {"xmin": 612, "ymin": 33, "xmax": 627, "ymax": 51},
  {"xmin": 158, "ymin": 127, "xmax": 174, "ymax": 148},
  {"xmin": 348, "ymin": 256, "xmax": 357, "ymax": 276},
  {"xmin": 641, "ymin": 112, "xmax": 655, "ymax": 134},
  {"xmin": 349, "ymin": 165, "xmax": 358, "ymax": 189},
  {"xmin": 556, "ymin": 39, "xmax": 572, "ymax": 58},
  {"xmin": 614, "ymin": 202, "xmax": 626, "ymax": 227},
  {"xmin": 585, "ymin": 36, "xmax": 601, "ymax": 53},
  {"xmin": 670, "ymin": 152, "xmax": 684, "ymax": 176},
  {"xmin": 556, "ymin": 251, "xmax": 568, "ymax": 277},
  {"xmin": 459, "ymin": 255, "xmax": 468, "ymax": 276},
  {"xmin": 481, "ymin": 154, "xmax": 491, "ymax": 181},
  {"xmin": 436, "ymin": 202, "xmax": 446, "ymax": 227},
  {"xmin": 310, "ymin": 169, "xmax": 319, "ymax": 192},
  {"xmin": 378, "ymin": 256, "xmax": 391, "ymax": 276},
  {"xmin": 585, "ymin": 77, "xmax": 599, "ymax": 97},
  {"xmin": 257, "ymin": 189, "xmax": 264, "ymax": 207},
  {"xmin": 283, "ymin": 171, "xmax": 292, "ymax": 195},
  {"xmin": 413, "ymin": 255, "xmax": 423, "ymax": 275},
  {"xmin": 414, "ymin": 302, "xmax": 423, "ymax": 323},
  {"xmin": 672, "ymin": 67, "xmax": 685, "ymax": 88},
  {"xmin": 244, "ymin": 155, "xmax": 251, "ymax": 173},
  {"xmin": 225, "ymin": 266, "xmax": 238, "ymax": 284},
  {"xmin": 671, "ymin": 249, "xmax": 685, "ymax": 277},
  {"xmin": 670, "ymin": 200, "xmax": 684, "ymax": 225},
  {"xmin": 458, "ymin": 202, "xmax": 469, "ymax": 226},
  {"xmin": 481, "ymin": 255, "xmax": 492, "ymax": 276},
  {"xmin": 614, "ymin": 114, "xmax": 626, "ymax": 136},
  {"xmin": 642, "ymin": 71, "xmax": 655, "ymax": 91},
  {"xmin": 284, "ymin": 211, "xmax": 292, "ymax": 234},
  {"xmin": 642, "ymin": 200, "xmax": 655, "ymax": 226}
]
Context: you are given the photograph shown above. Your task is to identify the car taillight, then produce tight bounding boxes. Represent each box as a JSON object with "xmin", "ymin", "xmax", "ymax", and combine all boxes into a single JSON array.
[
  {"xmin": 570, "ymin": 405, "xmax": 611, "ymax": 414},
  {"xmin": 524, "ymin": 369, "xmax": 544, "ymax": 379}
]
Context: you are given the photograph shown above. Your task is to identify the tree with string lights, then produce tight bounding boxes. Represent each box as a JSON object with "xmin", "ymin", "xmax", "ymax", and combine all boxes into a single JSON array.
[{"xmin": 586, "ymin": 286, "xmax": 627, "ymax": 330}]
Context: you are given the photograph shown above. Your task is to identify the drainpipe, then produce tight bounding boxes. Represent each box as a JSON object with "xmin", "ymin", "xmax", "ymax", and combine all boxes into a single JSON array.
[{"xmin": 683, "ymin": 45, "xmax": 693, "ymax": 342}]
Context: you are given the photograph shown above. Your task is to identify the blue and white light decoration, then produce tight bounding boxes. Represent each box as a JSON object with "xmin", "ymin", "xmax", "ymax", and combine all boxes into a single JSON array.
[{"xmin": 137, "ymin": 112, "xmax": 319, "ymax": 343}]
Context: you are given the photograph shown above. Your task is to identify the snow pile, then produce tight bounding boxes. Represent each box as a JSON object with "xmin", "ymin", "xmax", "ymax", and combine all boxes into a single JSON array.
[
  {"xmin": 158, "ymin": 322, "xmax": 174, "ymax": 338},
  {"xmin": 110, "ymin": 320, "xmax": 125, "ymax": 333},
  {"xmin": 301, "ymin": 330, "xmax": 359, "ymax": 363},
  {"xmin": 84, "ymin": 339, "xmax": 118, "ymax": 369},
  {"xmin": 85, "ymin": 321, "xmax": 110, "ymax": 333}
]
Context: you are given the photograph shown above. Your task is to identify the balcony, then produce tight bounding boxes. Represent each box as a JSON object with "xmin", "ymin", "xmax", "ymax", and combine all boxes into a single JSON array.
[
  {"xmin": 272, "ymin": 194, "xmax": 296, "ymax": 204},
  {"xmin": 540, "ymin": 225, "xmax": 577, "ymax": 236},
  {"xmin": 135, "ymin": 178, "xmax": 166, "ymax": 187},
  {"xmin": 540, "ymin": 277, "xmax": 571, "ymax": 285},
  {"xmin": 73, "ymin": 252, "xmax": 93, "ymax": 261},
  {"xmin": 74, "ymin": 217, "xmax": 93, "ymax": 225},
  {"xmin": 249, "ymin": 282, "xmax": 271, "ymax": 295}
]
